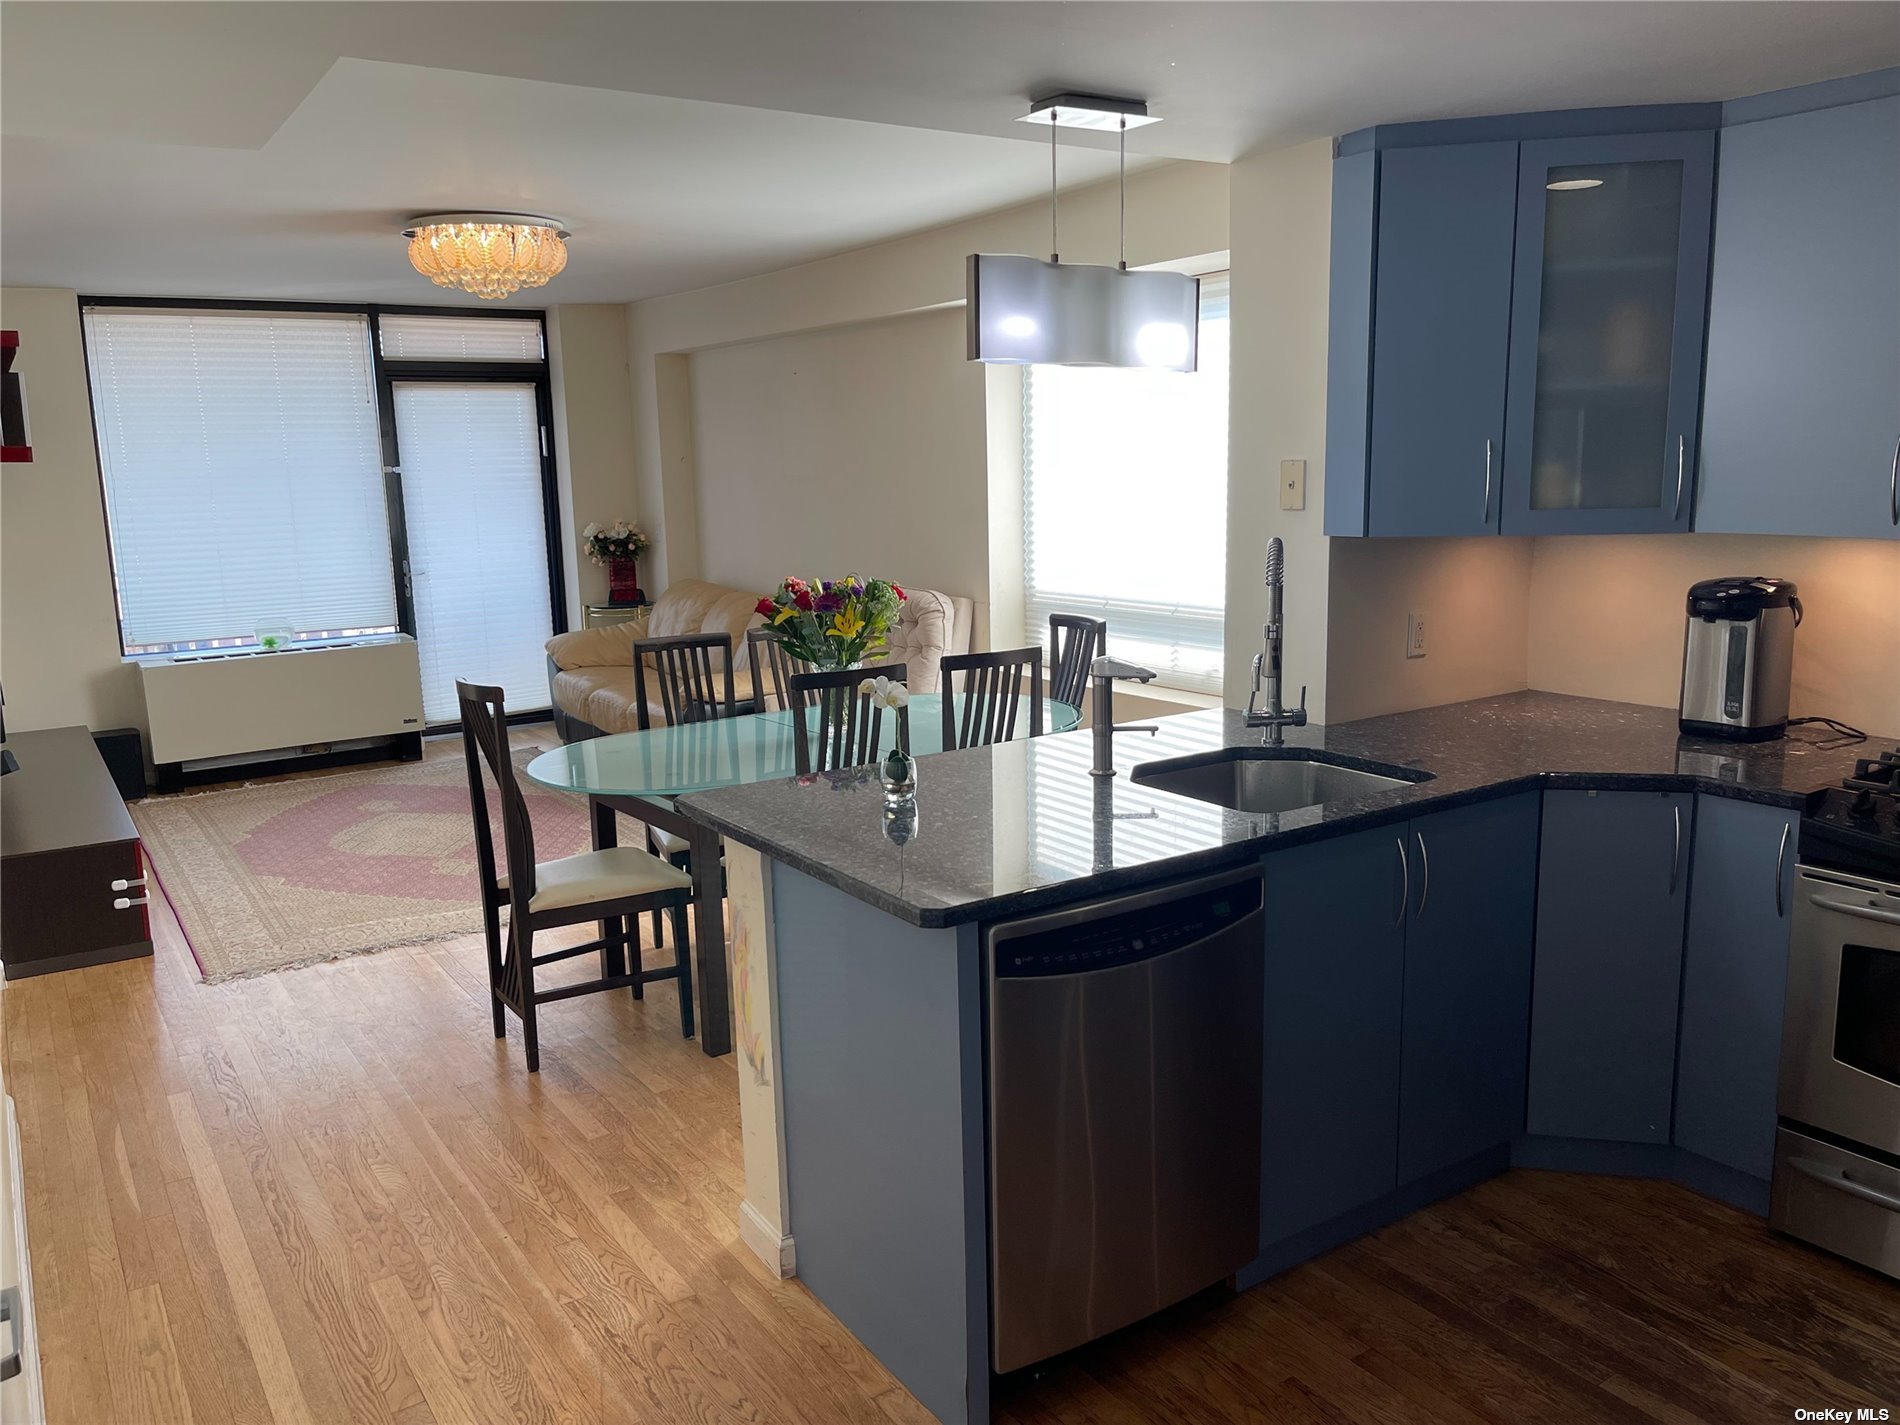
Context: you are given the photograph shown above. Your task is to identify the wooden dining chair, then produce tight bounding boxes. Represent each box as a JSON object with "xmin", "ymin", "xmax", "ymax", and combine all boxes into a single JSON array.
[
  {"xmin": 631, "ymin": 632, "xmax": 743, "ymax": 949},
  {"xmin": 1048, "ymin": 614, "xmax": 1108, "ymax": 710},
  {"xmin": 633, "ymin": 632, "xmax": 740, "ymax": 726},
  {"xmin": 789, "ymin": 664, "xmax": 910, "ymax": 775},
  {"xmin": 939, "ymin": 647, "xmax": 1045, "ymax": 751},
  {"xmin": 746, "ymin": 626, "xmax": 809, "ymax": 714},
  {"xmin": 457, "ymin": 680, "xmax": 695, "ymax": 1073}
]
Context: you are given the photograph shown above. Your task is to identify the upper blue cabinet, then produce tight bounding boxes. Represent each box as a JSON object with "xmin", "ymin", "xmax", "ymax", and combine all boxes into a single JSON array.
[
  {"xmin": 1326, "ymin": 72, "xmax": 1896, "ymax": 539},
  {"xmin": 1698, "ymin": 86, "xmax": 1900, "ymax": 539},
  {"xmin": 1502, "ymin": 132, "xmax": 1714, "ymax": 534}
]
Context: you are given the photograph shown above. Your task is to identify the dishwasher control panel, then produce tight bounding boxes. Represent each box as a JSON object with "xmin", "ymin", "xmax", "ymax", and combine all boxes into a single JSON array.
[{"xmin": 992, "ymin": 876, "xmax": 1263, "ymax": 978}]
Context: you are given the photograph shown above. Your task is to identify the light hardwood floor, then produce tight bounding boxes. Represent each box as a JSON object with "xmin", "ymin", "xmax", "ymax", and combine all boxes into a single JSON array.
[{"xmin": 3, "ymin": 752, "xmax": 1896, "ymax": 1424}]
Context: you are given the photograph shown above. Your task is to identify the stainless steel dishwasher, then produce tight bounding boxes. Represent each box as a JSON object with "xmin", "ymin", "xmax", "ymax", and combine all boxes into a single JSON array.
[{"xmin": 986, "ymin": 864, "xmax": 1265, "ymax": 1374}]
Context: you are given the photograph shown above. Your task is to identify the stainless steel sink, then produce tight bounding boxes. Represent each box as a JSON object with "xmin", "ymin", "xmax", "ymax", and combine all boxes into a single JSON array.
[{"xmin": 1130, "ymin": 748, "xmax": 1430, "ymax": 814}]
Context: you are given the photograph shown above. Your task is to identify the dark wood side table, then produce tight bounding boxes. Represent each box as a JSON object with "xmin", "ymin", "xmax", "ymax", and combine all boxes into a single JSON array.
[{"xmin": 0, "ymin": 727, "xmax": 152, "ymax": 978}]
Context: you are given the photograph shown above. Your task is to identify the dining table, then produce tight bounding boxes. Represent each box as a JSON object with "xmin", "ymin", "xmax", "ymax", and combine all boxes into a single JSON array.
[{"xmin": 523, "ymin": 692, "xmax": 1081, "ymax": 1055}]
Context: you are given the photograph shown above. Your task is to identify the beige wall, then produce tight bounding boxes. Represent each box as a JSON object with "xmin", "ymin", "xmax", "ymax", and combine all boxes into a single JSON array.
[
  {"xmin": 688, "ymin": 306, "xmax": 991, "ymax": 637},
  {"xmin": 1326, "ymin": 538, "xmax": 1535, "ymax": 722},
  {"xmin": 0, "ymin": 287, "xmax": 145, "ymax": 738},
  {"xmin": 627, "ymin": 161, "xmax": 1231, "ymax": 606},
  {"xmin": 1528, "ymin": 535, "xmax": 1900, "ymax": 735},
  {"xmin": 1223, "ymin": 140, "xmax": 1334, "ymax": 719},
  {"xmin": 547, "ymin": 304, "xmax": 641, "ymax": 619}
]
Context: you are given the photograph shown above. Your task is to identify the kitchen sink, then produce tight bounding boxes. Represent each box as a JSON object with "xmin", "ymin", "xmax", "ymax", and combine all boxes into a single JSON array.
[{"xmin": 1130, "ymin": 748, "xmax": 1431, "ymax": 814}]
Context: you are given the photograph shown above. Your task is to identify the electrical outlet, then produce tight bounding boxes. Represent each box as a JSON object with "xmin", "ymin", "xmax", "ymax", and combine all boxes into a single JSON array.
[
  {"xmin": 1279, "ymin": 459, "xmax": 1306, "ymax": 511},
  {"xmin": 1405, "ymin": 611, "xmax": 1428, "ymax": 660}
]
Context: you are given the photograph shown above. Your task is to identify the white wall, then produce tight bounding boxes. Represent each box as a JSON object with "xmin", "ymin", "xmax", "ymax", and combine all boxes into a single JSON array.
[
  {"xmin": 688, "ymin": 307, "xmax": 990, "ymax": 634},
  {"xmin": 547, "ymin": 303, "xmax": 642, "ymax": 619},
  {"xmin": 0, "ymin": 287, "xmax": 145, "ymax": 738},
  {"xmin": 627, "ymin": 161, "xmax": 1231, "ymax": 605},
  {"xmin": 1223, "ymin": 140, "xmax": 1335, "ymax": 720},
  {"xmin": 1528, "ymin": 535, "xmax": 1900, "ymax": 734}
]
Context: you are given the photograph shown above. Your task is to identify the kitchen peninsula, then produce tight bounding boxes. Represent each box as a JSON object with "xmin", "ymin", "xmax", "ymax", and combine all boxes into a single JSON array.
[{"xmin": 677, "ymin": 691, "xmax": 1889, "ymax": 1425}]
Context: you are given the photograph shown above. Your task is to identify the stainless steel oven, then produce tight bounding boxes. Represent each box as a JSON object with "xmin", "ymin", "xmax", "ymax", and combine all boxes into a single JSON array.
[{"xmin": 1773, "ymin": 862, "xmax": 1900, "ymax": 1278}]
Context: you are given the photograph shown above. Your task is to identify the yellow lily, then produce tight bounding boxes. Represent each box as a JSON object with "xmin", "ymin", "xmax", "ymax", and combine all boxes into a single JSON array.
[
  {"xmin": 772, "ymin": 607, "xmax": 798, "ymax": 626},
  {"xmin": 831, "ymin": 608, "xmax": 865, "ymax": 640}
]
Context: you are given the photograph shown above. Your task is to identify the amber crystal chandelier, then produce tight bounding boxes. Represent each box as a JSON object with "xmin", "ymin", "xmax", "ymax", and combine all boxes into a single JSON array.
[{"xmin": 402, "ymin": 212, "xmax": 570, "ymax": 300}]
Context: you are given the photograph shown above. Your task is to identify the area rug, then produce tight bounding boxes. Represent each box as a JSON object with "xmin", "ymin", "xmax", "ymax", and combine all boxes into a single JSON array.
[{"xmin": 132, "ymin": 750, "xmax": 593, "ymax": 983}]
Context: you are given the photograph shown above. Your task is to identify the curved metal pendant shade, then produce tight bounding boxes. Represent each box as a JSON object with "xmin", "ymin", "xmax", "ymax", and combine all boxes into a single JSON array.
[{"xmin": 966, "ymin": 254, "xmax": 1200, "ymax": 371}]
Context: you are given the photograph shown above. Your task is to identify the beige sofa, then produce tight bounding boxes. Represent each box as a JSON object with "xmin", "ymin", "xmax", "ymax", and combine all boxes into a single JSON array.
[{"xmin": 545, "ymin": 576, "xmax": 975, "ymax": 740}]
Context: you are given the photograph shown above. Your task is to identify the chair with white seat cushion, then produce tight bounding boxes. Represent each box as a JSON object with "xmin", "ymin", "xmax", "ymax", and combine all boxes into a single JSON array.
[{"xmin": 458, "ymin": 680, "xmax": 696, "ymax": 1073}]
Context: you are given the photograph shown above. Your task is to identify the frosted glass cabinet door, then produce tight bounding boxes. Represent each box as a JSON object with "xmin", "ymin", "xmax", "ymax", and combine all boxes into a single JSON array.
[{"xmin": 1500, "ymin": 131, "xmax": 1715, "ymax": 534}]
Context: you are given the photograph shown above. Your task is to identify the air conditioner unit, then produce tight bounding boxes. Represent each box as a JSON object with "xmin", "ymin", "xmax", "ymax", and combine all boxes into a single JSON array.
[{"xmin": 138, "ymin": 636, "xmax": 426, "ymax": 784}]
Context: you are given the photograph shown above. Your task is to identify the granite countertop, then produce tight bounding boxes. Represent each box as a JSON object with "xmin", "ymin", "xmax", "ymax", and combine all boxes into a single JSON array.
[{"xmin": 675, "ymin": 691, "xmax": 1890, "ymax": 929}]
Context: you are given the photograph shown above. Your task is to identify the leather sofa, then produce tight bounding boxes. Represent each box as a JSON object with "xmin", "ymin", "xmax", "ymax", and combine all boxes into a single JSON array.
[{"xmin": 545, "ymin": 576, "xmax": 976, "ymax": 741}]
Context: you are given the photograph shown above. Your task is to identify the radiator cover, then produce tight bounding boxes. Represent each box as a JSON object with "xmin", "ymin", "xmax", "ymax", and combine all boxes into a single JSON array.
[{"xmin": 138, "ymin": 637, "xmax": 426, "ymax": 764}]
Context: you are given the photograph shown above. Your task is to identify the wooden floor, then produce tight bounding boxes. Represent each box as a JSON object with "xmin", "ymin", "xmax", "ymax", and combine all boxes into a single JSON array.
[{"xmin": 4, "ymin": 757, "xmax": 1897, "ymax": 1424}]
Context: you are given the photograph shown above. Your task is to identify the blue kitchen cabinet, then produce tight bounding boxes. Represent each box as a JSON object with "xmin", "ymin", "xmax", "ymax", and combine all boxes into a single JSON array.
[
  {"xmin": 1258, "ymin": 826, "xmax": 1405, "ymax": 1244},
  {"xmin": 1500, "ymin": 131, "xmax": 1716, "ymax": 535},
  {"xmin": 1529, "ymin": 790, "xmax": 1693, "ymax": 1142},
  {"xmin": 1362, "ymin": 143, "xmax": 1519, "ymax": 537},
  {"xmin": 1398, "ymin": 792, "xmax": 1541, "ymax": 1183},
  {"xmin": 1674, "ymin": 795, "xmax": 1799, "ymax": 1182},
  {"xmin": 1697, "ymin": 92, "xmax": 1900, "ymax": 538}
]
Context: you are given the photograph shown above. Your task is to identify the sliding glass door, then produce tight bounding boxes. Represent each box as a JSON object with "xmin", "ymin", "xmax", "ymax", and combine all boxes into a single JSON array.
[{"xmin": 391, "ymin": 380, "xmax": 555, "ymax": 723}]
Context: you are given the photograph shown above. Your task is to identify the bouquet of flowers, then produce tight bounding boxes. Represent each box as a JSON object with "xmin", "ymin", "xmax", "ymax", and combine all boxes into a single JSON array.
[
  {"xmin": 753, "ymin": 575, "xmax": 907, "ymax": 670},
  {"xmin": 581, "ymin": 520, "xmax": 649, "ymax": 565}
]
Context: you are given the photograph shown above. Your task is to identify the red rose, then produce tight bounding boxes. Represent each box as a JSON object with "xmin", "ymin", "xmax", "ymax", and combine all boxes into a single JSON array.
[
  {"xmin": 793, "ymin": 590, "xmax": 815, "ymax": 611},
  {"xmin": 754, "ymin": 597, "xmax": 776, "ymax": 617},
  {"xmin": 892, "ymin": 584, "xmax": 907, "ymax": 601}
]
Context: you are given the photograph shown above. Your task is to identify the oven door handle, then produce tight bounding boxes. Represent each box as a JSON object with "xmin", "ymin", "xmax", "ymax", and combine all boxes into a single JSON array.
[
  {"xmin": 1789, "ymin": 1157, "xmax": 1900, "ymax": 1214},
  {"xmin": 1807, "ymin": 894, "xmax": 1900, "ymax": 928}
]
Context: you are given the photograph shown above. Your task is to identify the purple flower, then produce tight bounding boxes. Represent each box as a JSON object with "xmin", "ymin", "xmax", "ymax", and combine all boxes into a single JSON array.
[{"xmin": 814, "ymin": 591, "xmax": 845, "ymax": 614}]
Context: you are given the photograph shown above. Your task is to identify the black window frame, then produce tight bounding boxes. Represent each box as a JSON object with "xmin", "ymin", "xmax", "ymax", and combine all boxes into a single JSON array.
[{"xmin": 77, "ymin": 295, "xmax": 570, "ymax": 673}]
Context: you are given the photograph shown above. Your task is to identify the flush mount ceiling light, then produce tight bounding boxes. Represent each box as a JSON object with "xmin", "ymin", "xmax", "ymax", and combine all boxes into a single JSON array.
[
  {"xmin": 1547, "ymin": 178, "xmax": 1606, "ymax": 191},
  {"xmin": 969, "ymin": 94, "xmax": 1199, "ymax": 370},
  {"xmin": 403, "ymin": 212, "xmax": 570, "ymax": 300}
]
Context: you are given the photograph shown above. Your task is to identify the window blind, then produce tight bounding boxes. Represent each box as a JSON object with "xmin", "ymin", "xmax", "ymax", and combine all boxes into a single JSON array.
[
  {"xmin": 1022, "ymin": 273, "xmax": 1231, "ymax": 693},
  {"xmin": 393, "ymin": 382, "xmax": 554, "ymax": 722},
  {"xmin": 83, "ymin": 308, "xmax": 396, "ymax": 653},
  {"xmin": 378, "ymin": 314, "xmax": 544, "ymax": 362}
]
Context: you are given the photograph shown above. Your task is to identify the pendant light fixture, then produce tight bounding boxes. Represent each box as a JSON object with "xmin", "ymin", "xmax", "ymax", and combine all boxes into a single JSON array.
[{"xmin": 967, "ymin": 93, "xmax": 1199, "ymax": 370}]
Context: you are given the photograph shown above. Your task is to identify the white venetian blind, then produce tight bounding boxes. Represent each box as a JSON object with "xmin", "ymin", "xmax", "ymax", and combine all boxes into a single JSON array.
[
  {"xmin": 393, "ymin": 382, "xmax": 554, "ymax": 722},
  {"xmin": 1022, "ymin": 273, "xmax": 1230, "ymax": 692},
  {"xmin": 378, "ymin": 314, "xmax": 544, "ymax": 362},
  {"xmin": 83, "ymin": 308, "xmax": 397, "ymax": 652}
]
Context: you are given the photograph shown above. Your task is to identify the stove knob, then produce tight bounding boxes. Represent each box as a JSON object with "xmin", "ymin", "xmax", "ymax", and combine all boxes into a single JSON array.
[{"xmin": 1850, "ymin": 787, "xmax": 1879, "ymax": 819}]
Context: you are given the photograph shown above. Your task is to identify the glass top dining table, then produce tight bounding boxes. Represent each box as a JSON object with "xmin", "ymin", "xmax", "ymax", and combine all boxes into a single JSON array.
[{"xmin": 523, "ymin": 694, "xmax": 1081, "ymax": 799}]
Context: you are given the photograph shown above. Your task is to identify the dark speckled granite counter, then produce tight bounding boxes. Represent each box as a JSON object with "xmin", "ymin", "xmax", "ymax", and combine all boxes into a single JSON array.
[{"xmin": 675, "ymin": 691, "xmax": 1889, "ymax": 928}]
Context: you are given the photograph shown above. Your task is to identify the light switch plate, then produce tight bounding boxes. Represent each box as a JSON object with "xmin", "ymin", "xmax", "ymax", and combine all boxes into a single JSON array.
[
  {"xmin": 1279, "ymin": 459, "xmax": 1306, "ymax": 511},
  {"xmin": 1406, "ymin": 610, "xmax": 1428, "ymax": 659}
]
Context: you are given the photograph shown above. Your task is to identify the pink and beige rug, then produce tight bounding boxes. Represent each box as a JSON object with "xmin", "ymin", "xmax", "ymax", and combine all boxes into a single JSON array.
[{"xmin": 132, "ymin": 749, "xmax": 593, "ymax": 983}]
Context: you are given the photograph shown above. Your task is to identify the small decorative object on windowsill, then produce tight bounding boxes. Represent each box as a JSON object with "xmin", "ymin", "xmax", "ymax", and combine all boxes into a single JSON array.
[
  {"xmin": 256, "ymin": 626, "xmax": 294, "ymax": 652},
  {"xmin": 753, "ymin": 575, "xmax": 907, "ymax": 672},
  {"xmin": 582, "ymin": 520, "xmax": 649, "ymax": 606}
]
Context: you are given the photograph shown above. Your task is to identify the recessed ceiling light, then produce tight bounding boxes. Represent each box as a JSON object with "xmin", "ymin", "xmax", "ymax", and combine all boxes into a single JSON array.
[
  {"xmin": 1017, "ymin": 93, "xmax": 1163, "ymax": 131},
  {"xmin": 1547, "ymin": 178, "xmax": 1605, "ymax": 191}
]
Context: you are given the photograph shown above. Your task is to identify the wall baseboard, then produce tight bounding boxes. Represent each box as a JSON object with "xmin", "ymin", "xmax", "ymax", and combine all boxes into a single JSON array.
[{"xmin": 739, "ymin": 1198, "xmax": 796, "ymax": 1278}]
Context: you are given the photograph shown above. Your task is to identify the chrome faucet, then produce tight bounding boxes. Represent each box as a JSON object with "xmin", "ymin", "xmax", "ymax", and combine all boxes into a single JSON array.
[
  {"xmin": 1088, "ymin": 655, "xmax": 1158, "ymax": 778},
  {"xmin": 1244, "ymin": 536, "xmax": 1308, "ymax": 743}
]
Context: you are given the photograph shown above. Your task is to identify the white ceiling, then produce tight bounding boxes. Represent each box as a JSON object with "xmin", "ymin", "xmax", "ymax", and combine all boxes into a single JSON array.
[{"xmin": 3, "ymin": 1, "xmax": 1895, "ymax": 305}]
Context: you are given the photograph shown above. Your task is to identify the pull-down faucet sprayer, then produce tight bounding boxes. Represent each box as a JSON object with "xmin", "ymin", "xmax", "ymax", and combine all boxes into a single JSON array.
[{"xmin": 1244, "ymin": 536, "xmax": 1307, "ymax": 742}]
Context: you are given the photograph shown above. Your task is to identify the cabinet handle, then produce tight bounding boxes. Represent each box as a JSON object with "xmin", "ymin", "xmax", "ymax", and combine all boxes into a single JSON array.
[
  {"xmin": 1393, "ymin": 837, "xmax": 1409, "ymax": 927},
  {"xmin": 1890, "ymin": 434, "xmax": 1898, "ymax": 526},
  {"xmin": 111, "ymin": 876, "xmax": 147, "ymax": 892},
  {"xmin": 113, "ymin": 896, "xmax": 149, "ymax": 910},
  {"xmin": 1481, "ymin": 438, "xmax": 1494, "ymax": 525},
  {"xmin": 1672, "ymin": 435, "xmax": 1686, "ymax": 522},
  {"xmin": 1774, "ymin": 821, "xmax": 1790, "ymax": 918},
  {"xmin": 1668, "ymin": 804, "xmax": 1682, "ymax": 895},
  {"xmin": 1414, "ymin": 830, "xmax": 1431, "ymax": 918}
]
